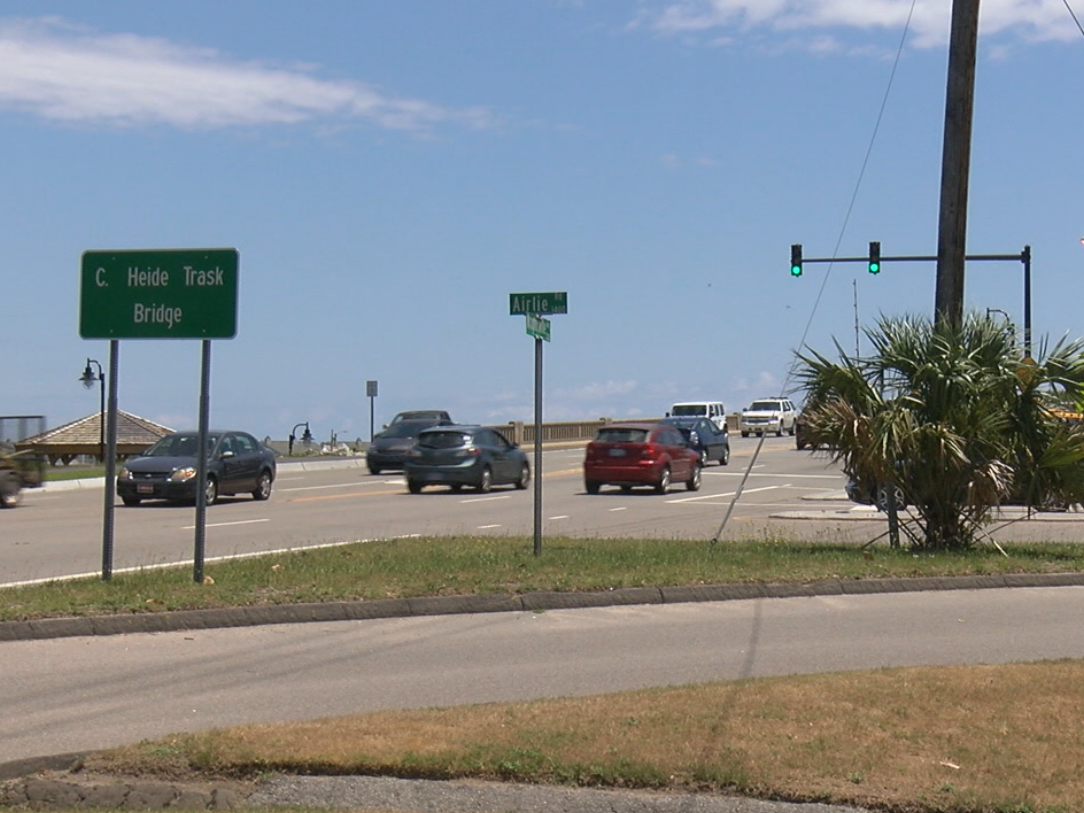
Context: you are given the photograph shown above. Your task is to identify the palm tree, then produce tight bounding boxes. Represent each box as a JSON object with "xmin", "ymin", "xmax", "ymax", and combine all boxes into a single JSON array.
[{"xmin": 796, "ymin": 313, "xmax": 1084, "ymax": 550}]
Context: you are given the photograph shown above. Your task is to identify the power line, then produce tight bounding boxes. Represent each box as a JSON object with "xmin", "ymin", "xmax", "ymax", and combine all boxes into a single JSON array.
[
  {"xmin": 712, "ymin": 1, "xmax": 919, "ymax": 545},
  {"xmin": 1062, "ymin": 0, "xmax": 1084, "ymax": 38}
]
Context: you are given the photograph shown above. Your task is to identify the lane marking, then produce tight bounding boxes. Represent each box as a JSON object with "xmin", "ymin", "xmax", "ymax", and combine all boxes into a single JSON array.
[
  {"xmin": 608, "ymin": 506, "xmax": 627, "ymax": 512},
  {"xmin": 291, "ymin": 488, "xmax": 403, "ymax": 502},
  {"xmin": 549, "ymin": 515, "xmax": 569, "ymax": 520},
  {"xmin": 182, "ymin": 518, "xmax": 271, "ymax": 529},
  {"xmin": 477, "ymin": 524, "xmax": 502, "ymax": 529},
  {"xmin": 667, "ymin": 485, "xmax": 784, "ymax": 504},
  {"xmin": 279, "ymin": 482, "xmax": 381, "ymax": 493},
  {"xmin": 460, "ymin": 495, "xmax": 512, "ymax": 504},
  {"xmin": 705, "ymin": 471, "xmax": 840, "ymax": 480}
]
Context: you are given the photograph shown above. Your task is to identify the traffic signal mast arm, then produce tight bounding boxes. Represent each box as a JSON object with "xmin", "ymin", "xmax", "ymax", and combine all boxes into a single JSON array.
[{"xmin": 789, "ymin": 247, "xmax": 1029, "ymax": 267}]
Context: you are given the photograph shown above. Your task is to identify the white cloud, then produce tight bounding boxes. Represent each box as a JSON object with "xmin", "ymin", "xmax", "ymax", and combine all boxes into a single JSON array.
[
  {"xmin": 0, "ymin": 17, "xmax": 497, "ymax": 132},
  {"xmin": 646, "ymin": 1, "xmax": 1081, "ymax": 49}
]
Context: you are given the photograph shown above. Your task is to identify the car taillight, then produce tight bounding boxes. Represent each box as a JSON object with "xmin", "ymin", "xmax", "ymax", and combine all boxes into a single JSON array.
[
  {"xmin": 467, "ymin": 447, "xmax": 482, "ymax": 457},
  {"xmin": 642, "ymin": 442, "xmax": 659, "ymax": 460}
]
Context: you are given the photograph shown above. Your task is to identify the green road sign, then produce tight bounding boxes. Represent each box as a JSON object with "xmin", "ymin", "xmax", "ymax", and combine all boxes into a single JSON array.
[
  {"xmin": 509, "ymin": 291, "xmax": 568, "ymax": 316},
  {"xmin": 80, "ymin": 248, "xmax": 239, "ymax": 339},
  {"xmin": 525, "ymin": 314, "xmax": 551, "ymax": 341},
  {"xmin": 80, "ymin": 247, "xmax": 239, "ymax": 338}
]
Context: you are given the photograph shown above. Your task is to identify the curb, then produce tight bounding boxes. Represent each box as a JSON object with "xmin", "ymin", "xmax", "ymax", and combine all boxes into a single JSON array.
[{"xmin": 4, "ymin": 572, "xmax": 1084, "ymax": 642}]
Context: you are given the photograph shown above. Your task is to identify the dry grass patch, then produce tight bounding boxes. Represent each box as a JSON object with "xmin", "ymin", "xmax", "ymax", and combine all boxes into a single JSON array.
[{"xmin": 89, "ymin": 660, "xmax": 1084, "ymax": 812}]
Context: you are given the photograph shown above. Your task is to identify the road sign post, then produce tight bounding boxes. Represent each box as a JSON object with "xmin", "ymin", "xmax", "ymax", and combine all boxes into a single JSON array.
[
  {"xmin": 80, "ymin": 247, "xmax": 240, "ymax": 583},
  {"xmin": 509, "ymin": 292, "xmax": 567, "ymax": 556}
]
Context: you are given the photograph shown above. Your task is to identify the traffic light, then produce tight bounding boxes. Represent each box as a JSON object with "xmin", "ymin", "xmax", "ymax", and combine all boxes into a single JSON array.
[
  {"xmin": 868, "ymin": 241, "xmax": 881, "ymax": 274},
  {"xmin": 790, "ymin": 244, "xmax": 803, "ymax": 277}
]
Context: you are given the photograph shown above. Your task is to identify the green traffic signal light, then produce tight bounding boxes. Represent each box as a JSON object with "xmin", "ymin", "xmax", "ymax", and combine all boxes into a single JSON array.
[
  {"xmin": 790, "ymin": 244, "xmax": 803, "ymax": 277},
  {"xmin": 868, "ymin": 241, "xmax": 881, "ymax": 274}
]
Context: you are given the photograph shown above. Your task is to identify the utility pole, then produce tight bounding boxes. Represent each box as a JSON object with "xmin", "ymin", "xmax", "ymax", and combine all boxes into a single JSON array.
[{"xmin": 934, "ymin": 0, "xmax": 980, "ymax": 330}]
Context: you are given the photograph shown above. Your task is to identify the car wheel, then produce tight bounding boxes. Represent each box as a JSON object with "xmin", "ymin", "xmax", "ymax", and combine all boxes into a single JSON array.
[
  {"xmin": 451, "ymin": 483, "xmax": 463, "ymax": 492},
  {"xmin": 204, "ymin": 477, "xmax": 219, "ymax": 506},
  {"xmin": 686, "ymin": 463, "xmax": 701, "ymax": 492},
  {"xmin": 252, "ymin": 470, "xmax": 273, "ymax": 501},
  {"xmin": 720, "ymin": 444, "xmax": 730, "ymax": 466},
  {"xmin": 741, "ymin": 431, "xmax": 750, "ymax": 438},
  {"xmin": 368, "ymin": 466, "xmax": 381, "ymax": 476},
  {"xmin": 776, "ymin": 424, "xmax": 784, "ymax": 437},
  {"xmin": 477, "ymin": 466, "xmax": 492, "ymax": 493},
  {"xmin": 0, "ymin": 473, "xmax": 19, "ymax": 508},
  {"xmin": 408, "ymin": 479, "xmax": 423, "ymax": 494},
  {"xmin": 514, "ymin": 463, "xmax": 530, "ymax": 490},
  {"xmin": 620, "ymin": 485, "xmax": 633, "ymax": 492},
  {"xmin": 121, "ymin": 495, "xmax": 142, "ymax": 507},
  {"xmin": 654, "ymin": 466, "xmax": 671, "ymax": 494},
  {"xmin": 788, "ymin": 422, "xmax": 796, "ymax": 436},
  {"xmin": 585, "ymin": 480, "xmax": 601, "ymax": 495},
  {"xmin": 875, "ymin": 483, "xmax": 907, "ymax": 512}
]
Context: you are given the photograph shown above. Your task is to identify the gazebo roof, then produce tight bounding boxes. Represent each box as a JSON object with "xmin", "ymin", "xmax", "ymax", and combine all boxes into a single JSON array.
[{"xmin": 16, "ymin": 410, "xmax": 174, "ymax": 463}]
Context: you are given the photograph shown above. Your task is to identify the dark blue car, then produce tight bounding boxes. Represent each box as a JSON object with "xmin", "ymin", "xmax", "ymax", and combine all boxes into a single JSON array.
[
  {"xmin": 404, "ymin": 425, "xmax": 530, "ymax": 493},
  {"xmin": 659, "ymin": 416, "xmax": 730, "ymax": 466}
]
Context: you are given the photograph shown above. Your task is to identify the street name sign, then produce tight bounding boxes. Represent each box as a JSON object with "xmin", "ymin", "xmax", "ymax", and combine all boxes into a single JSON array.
[
  {"xmin": 525, "ymin": 314, "xmax": 551, "ymax": 342},
  {"xmin": 509, "ymin": 291, "xmax": 567, "ymax": 316},
  {"xmin": 80, "ymin": 248, "xmax": 239, "ymax": 339}
]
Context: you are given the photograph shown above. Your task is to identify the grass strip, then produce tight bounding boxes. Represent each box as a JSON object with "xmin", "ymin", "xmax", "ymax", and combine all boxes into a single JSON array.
[{"xmin": 5, "ymin": 535, "xmax": 1084, "ymax": 622}]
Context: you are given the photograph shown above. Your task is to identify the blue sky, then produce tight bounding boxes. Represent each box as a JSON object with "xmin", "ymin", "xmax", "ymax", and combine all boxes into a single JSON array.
[{"xmin": 2, "ymin": 1, "xmax": 1082, "ymax": 443}]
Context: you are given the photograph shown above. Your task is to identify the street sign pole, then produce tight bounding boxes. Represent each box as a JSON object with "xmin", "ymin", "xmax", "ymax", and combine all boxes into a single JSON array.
[
  {"xmin": 100, "ymin": 340, "xmax": 119, "ymax": 581},
  {"xmin": 509, "ymin": 292, "xmax": 566, "ymax": 557},
  {"xmin": 80, "ymin": 247, "xmax": 239, "ymax": 583},
  {"xmin": 533, "ymin": 336, "xmax": 543, "ymax": 557},
  {"xmin": 193, "ymin": 339, "xmax": 212, "ymax": 584}
]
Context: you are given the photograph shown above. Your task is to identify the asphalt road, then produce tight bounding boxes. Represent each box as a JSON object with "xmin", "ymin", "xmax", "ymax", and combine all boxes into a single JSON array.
[
  {"xmin": 6, "ymin": 441, "xmax": 1084, "ymax": 812},
  {"xmin": 7, "ymin": 436, "xmax": 1083, "ymax": 586},
  {"xmin": 4, "ymin": 584, "xmax": 1084, "ymax": 764}
]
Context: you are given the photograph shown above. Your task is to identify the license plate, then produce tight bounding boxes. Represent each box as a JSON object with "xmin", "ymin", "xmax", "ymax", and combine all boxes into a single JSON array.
[
  {"xmin": 608, "ymin": 448, "xmax": 626, "ymax": 457},
  {"xmin": 137, "ymin": 483, "xmax": 154, "ymax": 494}
]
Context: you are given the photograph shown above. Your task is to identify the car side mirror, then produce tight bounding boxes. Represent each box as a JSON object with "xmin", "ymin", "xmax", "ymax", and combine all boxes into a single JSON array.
[{"xmin": 221, "ymin": 450, "xmax": 235, "ymax": 460}]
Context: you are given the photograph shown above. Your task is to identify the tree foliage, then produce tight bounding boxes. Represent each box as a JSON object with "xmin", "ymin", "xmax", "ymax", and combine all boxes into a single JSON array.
[{"xmin": 796, "ymin": 313, "xmax": 1084, "ymax": 550}]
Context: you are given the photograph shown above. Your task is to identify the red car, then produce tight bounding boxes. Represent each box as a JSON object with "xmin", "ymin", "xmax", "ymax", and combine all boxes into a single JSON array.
[{"xmin": 583, "ymin": 422, "xmax": 701, "ymax": 494}]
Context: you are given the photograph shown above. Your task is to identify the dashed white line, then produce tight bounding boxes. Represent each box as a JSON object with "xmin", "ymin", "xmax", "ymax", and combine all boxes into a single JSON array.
[
  {"xmin": 182, "ymin": 518, "xmax": 272, "ymax": 529},
  {"xmin": 666, "ymin": 485, "xmax": 784, "ymax": 504}
]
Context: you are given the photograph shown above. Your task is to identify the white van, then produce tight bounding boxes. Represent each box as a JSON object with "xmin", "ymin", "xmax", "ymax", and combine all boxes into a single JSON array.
[{"xmin": 668, "ymin": 401, "xmax": 727, "ymax": 432}]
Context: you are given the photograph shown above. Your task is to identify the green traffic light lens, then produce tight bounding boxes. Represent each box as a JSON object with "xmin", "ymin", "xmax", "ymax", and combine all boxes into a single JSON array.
[
  {"xmin": 791, "ymin": 265, "xmax": 802, "ymax": 277},
  {"xmin": 868, "ymin": 263, "xmax": 880, "ymax": 274}
]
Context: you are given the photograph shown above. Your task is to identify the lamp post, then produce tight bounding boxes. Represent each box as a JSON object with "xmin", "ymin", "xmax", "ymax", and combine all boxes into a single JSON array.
[
  {"xmin": 985, "ymin": 308, "xmax": 1015, "ymax": 341},
  {"xmin": 80, "ymin": 358, "xmax": 105, "ymax": 463},
  {"xmin": 289, "ymin": 421, "xmax": 311, "ymax": 456}
]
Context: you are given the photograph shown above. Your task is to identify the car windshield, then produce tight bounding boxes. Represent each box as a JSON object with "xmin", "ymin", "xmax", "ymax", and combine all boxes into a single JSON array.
[
  {"xmin": 144, "ymin": 434, "xmax": 213, "ymax": 457},
  {"xmin": 670, "ymin": 405, "xmax": 703, "ymax": 417},
  {"xmin": 595, "ymin": 428, "xmax": 649, "ymax": 444},
  {"xmin": 418, "ymin": 431, "xmax": 471, "ymax": 449},
  {"xmin": 393, "ymin": 412, "xmax": 443, "ymax": 424},
  {"xmin": 748, "ymin": 401, "xmax": 781, "ymax": 411},
  {"xmin": 382, "ymin": 422, "xmax": 428, "ymax": 439}
]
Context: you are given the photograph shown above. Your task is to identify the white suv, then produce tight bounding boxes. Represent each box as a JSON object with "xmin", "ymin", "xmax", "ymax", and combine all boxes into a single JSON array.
[{"xmin": 739, "ymin": 398, "xmax": 798, "ymax": 437}]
